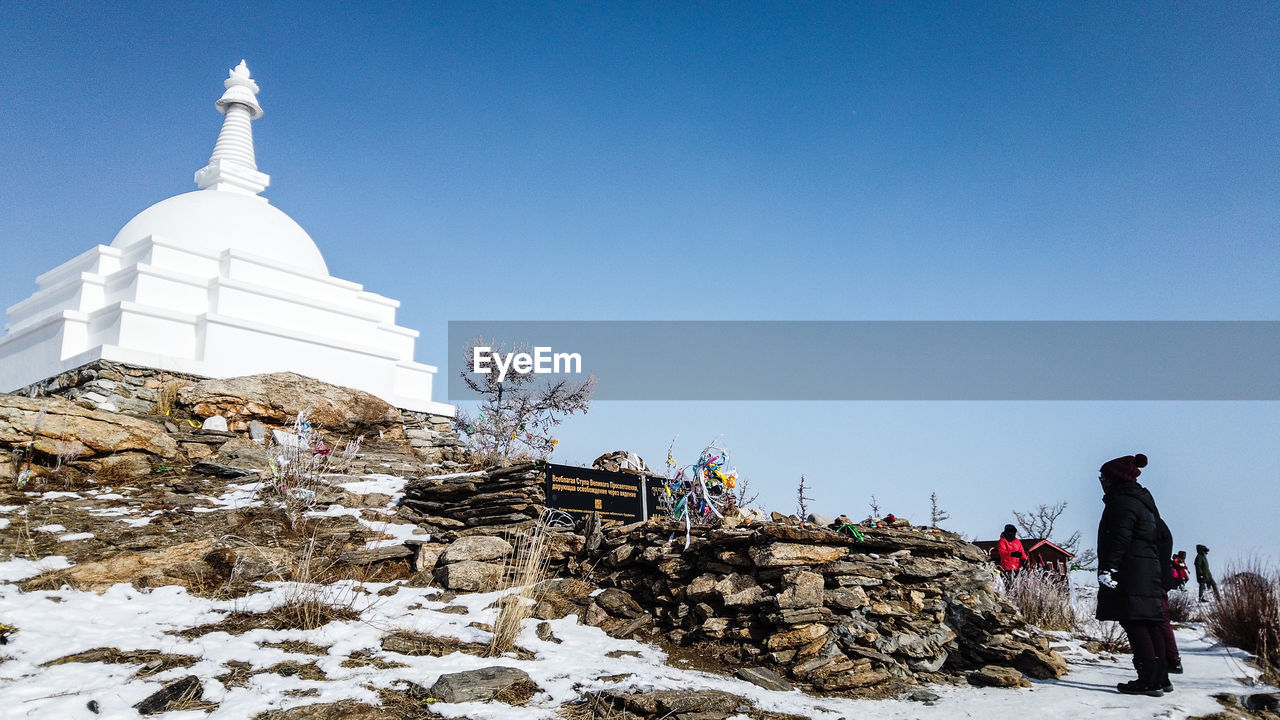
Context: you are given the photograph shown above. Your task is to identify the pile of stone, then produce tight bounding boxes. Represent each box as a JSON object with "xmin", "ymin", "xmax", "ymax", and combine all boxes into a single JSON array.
[
  {"xmin": 571, "ymin": 518, "xmax": 1066, "ymax": 693},
  {"xmin": 402, "ymin": 409, "xmax": 465, "ymax": 466},
  {"xmin": 400, "ymin": 463, "xmax": 548, "ymax": 533}
]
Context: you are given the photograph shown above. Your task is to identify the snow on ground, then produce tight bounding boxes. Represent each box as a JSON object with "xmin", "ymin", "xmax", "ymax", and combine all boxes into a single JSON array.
[
  {"xmin": 193, "ymin": 481, "xmax": 263, "ymax": 512},
  {"xmin": 337, "ymin": 473, "xmax": 412, "ymax": 500},
  {"xmin": 317, "ymin": 474, "xmax": 432, "ymax": 548},
  {"xmin": 1, "ymin": 478, "xmax": 1275, "ymax": 720},
  {"xmin": 1, "ymin": 558, "xmax": 1272, "ymax": 719}
]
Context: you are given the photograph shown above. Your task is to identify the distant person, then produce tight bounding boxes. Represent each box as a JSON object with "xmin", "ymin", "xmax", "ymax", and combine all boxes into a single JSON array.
[
  {"xmin": 1195, "ymin": 545, "xmax": 1220, "ymax": 602},
  {"xmin": 996, "ymin": 524, "xmax": 1027, "ymax": 583},
  {"xmin": 1171, "ymin": 551, "xmax": 1190, "ymax": 590},
  {"xmin": 1096, "ymin": 453, "xmax": 1176, "ymax": 696},
  {"xmin": 1163, "ymin": 550, "xmax": 1191, "ymax": 676},
  {"xmin": 1160, "ymin": 552, "xmax": 1188, "ymax": 676}
]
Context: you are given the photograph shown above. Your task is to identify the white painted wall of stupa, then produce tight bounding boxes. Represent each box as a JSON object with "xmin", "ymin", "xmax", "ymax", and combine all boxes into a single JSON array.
[{"xmin": 0, "ymin": 62, "xmax": 453, "ymax": 416}]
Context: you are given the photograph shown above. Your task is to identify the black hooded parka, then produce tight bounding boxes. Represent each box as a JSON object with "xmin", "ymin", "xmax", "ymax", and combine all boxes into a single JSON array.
[{"xmin": 1095, "ymin": 479, "xmax": 1173, "ymax": 622}]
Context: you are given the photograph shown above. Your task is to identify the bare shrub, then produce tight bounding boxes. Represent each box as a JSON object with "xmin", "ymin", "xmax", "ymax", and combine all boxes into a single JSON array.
[
  {"xmin": 1167, "ymin": 588, "xmax": 1201, "ymax": 623},
  {"xmin": 489, "ymin": 528, "xmax": 553, "ymax": 656},
  {"xmin": 1205, "ymin": 560, "xmax": 1280, "ymax": 683},
  {"xmin": 263, "ymin": 411, "xmax": 362, "ymax": 529},
  {"xmin": 1003, "ymin": 568, "xmax": 1076, "ymax": 631},
  {"xmin": 1072, "ymin": 592, "xmax": 1131, "ymax": 654},
  {"xmin": 454, "ymin": 338, "xmax": 595, "ymax": 462},
  {"xmin": 1013, "ymin": 501, "xmax": 1097, "ymax": 570},
  {"xmin": 1091, "ymin": 620, "xmax": 1133, "ymax": 654},
  {"xmin": 930, "ymin": 491, "xmax": 951, "ymax": 528},
  {"xmin": 729, "ymin": 473, "xmax": 760, "ymax": 511},
  {"xmin": 795, "ymin": 474, "xmax": 812, "ymax": 521}
]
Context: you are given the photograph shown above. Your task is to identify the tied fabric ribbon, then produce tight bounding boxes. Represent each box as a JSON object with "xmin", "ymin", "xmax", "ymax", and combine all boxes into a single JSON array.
[
  {"xmin": 835, "ymin": 523, "xmax": 866, "ymax": 542},
  {"xmin": 660, "ymin": 440, "xmax": 740, "ymax": 542}
]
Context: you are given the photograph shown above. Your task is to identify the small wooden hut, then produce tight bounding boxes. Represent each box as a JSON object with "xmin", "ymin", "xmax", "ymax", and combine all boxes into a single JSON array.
[{"xmin": 973, "ymin": 538, "xmax": 1074, "ymax": 576}]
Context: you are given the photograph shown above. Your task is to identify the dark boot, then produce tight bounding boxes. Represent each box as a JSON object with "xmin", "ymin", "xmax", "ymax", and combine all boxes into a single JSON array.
[
  {"xmin": 1168, "ymin": 656, "xmax": 1183, "ymax": 674},
  {"xmin": 1155, "ymin": 658, "xmax": 1173, "ymax": 693},
  {"xmin": 1117, "ymin": 658, "xmax": 1165, "ymax": 696}
]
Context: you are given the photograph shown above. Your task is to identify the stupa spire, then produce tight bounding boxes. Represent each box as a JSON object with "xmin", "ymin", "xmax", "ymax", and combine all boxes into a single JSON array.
[{"xmin": 194, "ymin": 60, "xmax": 270, "ymax": 196}]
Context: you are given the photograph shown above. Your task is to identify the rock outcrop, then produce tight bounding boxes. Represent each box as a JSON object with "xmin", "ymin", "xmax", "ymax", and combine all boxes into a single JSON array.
[
  {"xmin": 566, "ymin": 518, "xmax": 1066, "ymax": 693},
  {"xmin": 1, "ymin": 394, "xmax": 178, "ymax": 460},
  {"xmin": 177, "ymin": 372, "xmax": 403, "ymax": 439},
  {"xmin": 3, "ymin": 365, "xmax": 1069, "ymax": 705},
  {"xmin": 4, "ymin": 362, "xmax": 467, "ymax": 477}
]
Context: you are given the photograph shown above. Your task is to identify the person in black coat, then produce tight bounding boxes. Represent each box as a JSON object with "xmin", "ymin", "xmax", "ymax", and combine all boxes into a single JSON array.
[{"xmin": 1095, "ymin": 453, "xmax": 1176, "ymax": 696}]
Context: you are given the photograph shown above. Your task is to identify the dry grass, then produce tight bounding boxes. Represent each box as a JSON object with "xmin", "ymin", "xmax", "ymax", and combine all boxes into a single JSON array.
[
  {"xmin": 488, "ymin": 528, "xmax": 553, "ymax": 657},
  {"xmin": 181, "ymin": 531, "xmax": 372, "ymax": 632},
  {"xmin": 10, "ymin": 509, "xmax": 38, "ymax": 559},
  {"xmin": 375, "ymin": 682, "xmax": 445, "ymax": 720},
  {"xmin": 556, "ymin": 693, "xmax": 633, "ymax": 720},
  {"xmin": 153, "ymin": 381, "xmax": 184, "ymax": 417},
  {"xmin": 91, "ymin": 458, "xmax": 149, "ymax": 485},
  {"xmin": 267, "ymin": 530, "xmax": 370, "ymax": 631},
  {"xmin": 165, "ymin": 679, "xmax": 216, "ymax": 713},
  {"xmin": 1205, "ymin": 560, "xmax": 1280, "ymax": 683},
  {"xmin": 1003, "ymin": 569, "xmax": 1076, "ymax": 631},
  {"xmin": 266, "ymin": 594, "xmax": 363, "ymax": 631}
]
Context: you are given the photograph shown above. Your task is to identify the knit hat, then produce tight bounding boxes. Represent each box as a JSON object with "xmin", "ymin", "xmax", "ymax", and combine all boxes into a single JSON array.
[
  {"xmin": 1003, "ymin": 524, "xmax": 1017, "ymax": 536},
  {"xmin": 1100, "ymin": 453, "xmax": 1148, "ymax": 482}
]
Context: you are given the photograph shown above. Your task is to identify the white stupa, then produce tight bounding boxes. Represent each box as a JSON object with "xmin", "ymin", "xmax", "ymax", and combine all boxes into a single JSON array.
[{"xmin": 0, "ymin": 61, "xmax": 453, "ymax": 416}]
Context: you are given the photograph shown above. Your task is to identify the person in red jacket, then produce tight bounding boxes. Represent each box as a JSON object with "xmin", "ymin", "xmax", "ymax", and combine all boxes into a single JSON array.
[
  {"xmin": 1171, "ymin": 551, "xmax": 1190, "ymax": 590},
  {"xmin": 996, "ymin": 524, "xmax": 1028, "ymax": 582}
]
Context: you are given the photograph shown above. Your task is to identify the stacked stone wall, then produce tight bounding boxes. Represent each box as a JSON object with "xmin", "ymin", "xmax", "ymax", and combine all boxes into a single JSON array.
[
  {"xmin": 396, "ymin": 468, "xmax": 1066, "ymax": 692},
  {"xmin": 580, "ymin": 519, "xmax": 1066, "ymax": 691}
]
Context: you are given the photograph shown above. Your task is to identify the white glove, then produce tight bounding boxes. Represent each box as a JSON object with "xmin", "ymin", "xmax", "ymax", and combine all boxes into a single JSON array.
[{"xmin": 1097, "ymin": 570, "xmax": 1118, "ymax": 590}]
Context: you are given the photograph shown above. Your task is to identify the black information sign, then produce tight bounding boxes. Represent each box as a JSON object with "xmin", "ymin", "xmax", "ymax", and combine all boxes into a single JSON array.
[
  {"xmin": 545, "ymin": 464, "xmax": 650, "ymax": 524},
  {"xmin": 644, "ymin": 475, "xmax": 671, "ymax": 520}
]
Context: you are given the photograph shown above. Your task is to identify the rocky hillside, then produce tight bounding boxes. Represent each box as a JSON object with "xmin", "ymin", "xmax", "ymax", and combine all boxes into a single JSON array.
[{"xmin": 0, "ymin": 365, "xmax": 1071, "ymax": 718}]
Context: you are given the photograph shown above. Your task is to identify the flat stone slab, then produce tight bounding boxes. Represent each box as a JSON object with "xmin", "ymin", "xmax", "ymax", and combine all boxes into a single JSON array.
[
  {"xmin": 428, "ymin": 666, "xmax": 536, "ymax": 703},
  {"xmin": 191, "ymin": 461, "xmax": 257, "ymax": 478},
  {"xmin": 734, "ymin": 666, "xmax": 795, "ymax": 692}
]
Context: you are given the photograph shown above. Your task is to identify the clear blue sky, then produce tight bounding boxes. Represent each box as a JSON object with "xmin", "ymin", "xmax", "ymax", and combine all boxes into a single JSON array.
[{"xmin": 2, "ymin": 3, "xmax": 1278, "ymax": 569}]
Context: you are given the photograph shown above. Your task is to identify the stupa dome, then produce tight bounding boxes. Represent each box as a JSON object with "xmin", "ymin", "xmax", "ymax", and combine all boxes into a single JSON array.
[
  {"xmin": 0, "ymin": 60, "xmax": 451, "ymax": 416},
  {"xmin": 110, "ymin": 191, "xmax": 329, "ymax": 276}
]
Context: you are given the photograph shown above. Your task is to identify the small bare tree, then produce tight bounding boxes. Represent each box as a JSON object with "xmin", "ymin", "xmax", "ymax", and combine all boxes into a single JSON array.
[
  {"xmin": 1013, "ymin": 501, "xmax": 1097, "ymax": 570},
  {"xmin": 731, "ymin": 474, "xmax": 760, "ymax": 510},
  {"xmin": 930, "ymin": 491, "xmax": 951, "ymax": 528},
  {"xmin": 796, "ymin": 474, "xmax": 813, "ymax": 521},
  {"xmin": 454, "ymin": 338, "xmax": 595, "ymax": 462},
  {"xmin": 868, "ymin": 495, "xmax": 882, "ymax": 519}
]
